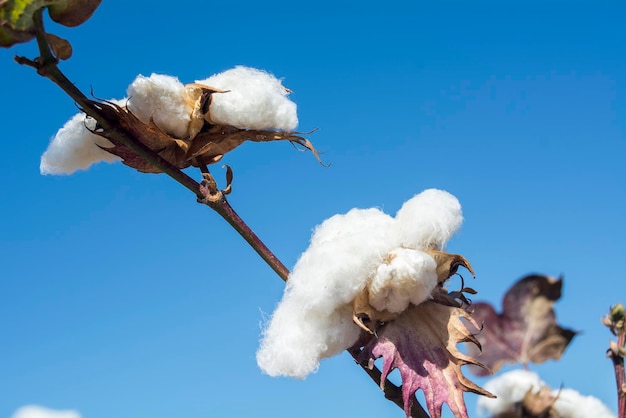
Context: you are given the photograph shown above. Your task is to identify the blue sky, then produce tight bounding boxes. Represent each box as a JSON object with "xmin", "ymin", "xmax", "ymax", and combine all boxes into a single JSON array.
[{"xmin": 1, "ymin": 1, "xmax": 625, "ymax": 417}]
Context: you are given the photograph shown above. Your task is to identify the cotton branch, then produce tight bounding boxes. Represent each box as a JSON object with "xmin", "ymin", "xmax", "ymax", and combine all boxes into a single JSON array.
[
  {"xmin": 603, "ymin": 303, "xmax": 626, "ymax": 418},
  {"xmin": 13, "ymin": 9, "xmax": 427, "ymax": 418}
]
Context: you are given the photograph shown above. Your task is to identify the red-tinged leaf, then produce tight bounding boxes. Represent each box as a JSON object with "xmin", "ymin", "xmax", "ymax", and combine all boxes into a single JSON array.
[
  {"xmin": 358, "ymin": 302, "xmax": 493, "ymax": 418},
  {"xmin": 467, "ymin": 274, "xmax": 577, "ymax": 376}
]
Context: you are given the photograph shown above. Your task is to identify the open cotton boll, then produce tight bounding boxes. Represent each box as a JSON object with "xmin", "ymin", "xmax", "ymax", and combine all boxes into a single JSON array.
[
  {"xmin": 395, "ymin": 188, "xmax": 463, "ymax": 250},
  {"xmin": 126, "ymin": 73, "xmax": 192, "ymax": 139},
  {"xmin": 41, "ymin": 112, "xmax": 120, "ymax": 175},
  {"xmin": 477, "ymin": 369, "xmax": 545, "ymax": 415},
  {"xmin": 197, "ymin": 66, "xmax": 298, "ymax": 131},
  {"xmin": 257, "ymin": 207, "xmax": 397, "ymax": 378},
  {"xmin": 11, "ymin": 405, "xmax": 81, "ymax": 418},
  {"xmin": 368, "ymin": 248, "xmax": 438, "ymax": 313},
  {"xmin": 553, "ymin": 389, "xmax": 616, "ymax": 418}
]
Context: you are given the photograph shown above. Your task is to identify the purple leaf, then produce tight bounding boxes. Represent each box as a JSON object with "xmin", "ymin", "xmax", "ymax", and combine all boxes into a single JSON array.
[{"xmin": 358, "ymin": 301, "xmax": 493, "ymax": 418}]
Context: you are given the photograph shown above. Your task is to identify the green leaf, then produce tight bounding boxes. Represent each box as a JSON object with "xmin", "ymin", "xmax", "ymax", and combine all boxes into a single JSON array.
[{"xmin": 0, "ymin": 0, "xmax": 101, "ymax": 47}]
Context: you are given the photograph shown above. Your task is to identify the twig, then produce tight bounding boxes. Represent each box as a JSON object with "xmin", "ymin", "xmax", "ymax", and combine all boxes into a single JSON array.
[
  {"xmin": 604, "ymin": 304, "xmax": 626, "ymax": 418},
  {"xmin": 16, "ymin": 10, "xmax": 428, "ymax": 417}
]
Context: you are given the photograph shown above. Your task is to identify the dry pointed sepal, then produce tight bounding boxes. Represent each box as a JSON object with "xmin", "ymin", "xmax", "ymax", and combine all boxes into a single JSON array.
[
  {"xmin": 357, "ymin": 301, "xmax": 493, "ymax": 418},
  {"xmin": 86, "ymin": 98, "xmax": 321, "ymax": 174},
  {"xmin": 352, "ymin": 250, "xmax": 475, "ymax": 334},
  {"xmin": 424, "ymin": 250, "xmax": 475, "ymax": 284},
  {"xmin": 467, "ymin": 274, "xmax": 577, "ymax": 376}
]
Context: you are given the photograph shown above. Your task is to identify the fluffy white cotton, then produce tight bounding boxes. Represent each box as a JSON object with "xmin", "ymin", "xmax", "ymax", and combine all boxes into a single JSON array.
[
  {"xmin": 40, "ymin": 112, "xmax": 120, "ymax": 175},
  {"xmin": 11, "ymin": 405, "xmax": 81, "ymax": 418},
  {"xmin": 257, "ymin": 207, "xmax": 397, "ymax": 378},
  {"xmin": 478, "ymin": 370, "xmax": 616, "ymax": 418},
  {"xmin": 478, "ymin": 369, "xmax": 546, "ymax": 415},
  {"xmin": 126, "ymin": 73, "xmax": 192, "ymax": 139},
  {"xmin": 369, "ymin": 248, "xmax": 438, "ymax": 313},
  {"xmin": 553, "ymin": 389, "xmax": 616, "ymax": 418},
  {"xmin": 395, "ymin": 188, "xmax": 463, "ymax": 250},
  {"xmin": 257, "ymin": 189, "xmax": 463, "ymax": 378},
  {"xmin": 197, "ymin": 66, "xmax": 298, "ymax": 131}
]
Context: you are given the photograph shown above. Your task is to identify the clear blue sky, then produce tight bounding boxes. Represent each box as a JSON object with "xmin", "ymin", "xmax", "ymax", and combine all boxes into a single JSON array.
[{"xmin": 1, "ymin": 1, "xmax": 624, "ymax": 417}]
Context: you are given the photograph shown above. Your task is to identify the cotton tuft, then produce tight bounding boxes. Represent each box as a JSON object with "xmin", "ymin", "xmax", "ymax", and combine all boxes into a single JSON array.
[
  {"xmin": 40, "ymin": 111, "xmax": 121, "ymax": 175},
  {"xmin": 395, "ymin": 188, "xmax": 463, "ymax": 250},
  {"xmin": 11, "ymin": 405, "xmax": 81, "ymax": 418},
  {"xmin": 126, "ymin": 73, "xmax": 192, "ymax": 139},
  {"xmin": 477, "ymin": 369, "xmax": 615, "ymax": 418},
  {"xmin": 257, "ymin": 189, "xmax": 463, "ymax": 378},
  {"xmin": 197, "ymin": 66, "xmax": 298, "ymax": 131}
]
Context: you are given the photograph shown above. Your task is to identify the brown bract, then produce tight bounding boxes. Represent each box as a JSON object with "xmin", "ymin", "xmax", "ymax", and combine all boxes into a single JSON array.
[
  {"xmin": 87, "ymin": 84, "xmax": 321, "ymax": 173},
  {"xmin": 358, "ymin": 302, "xmax": 494, "ymax": 418},
  {"xmin": 351, "ymin": 251, "xmax": 492, "ymax": 417},
  {"xmin": 467, "ymin": 275, "xmax": 577, "ymax": 376},
  {"xmin": 352, "ymin": 250, "xmax": 476, "ymax": 335}
]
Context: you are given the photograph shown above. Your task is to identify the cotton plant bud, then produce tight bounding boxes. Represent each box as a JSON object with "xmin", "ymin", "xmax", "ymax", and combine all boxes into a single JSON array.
[
  {"xmin": 196, "ymin": 66, "xmax": 298, "ymax": 131},
  {"xmin": 126, "ymin": 73, "xmax": 193, "ymax": 139},
  {"xmin": 40, "ymin": 111, "xmax": 121, "ymax": 175},
  {"xmin": 368, "ymin": 248, "xmax": 438, "ymax": 313},
  {"xmin": 395, "ymin": 188, "xmax": 463, "ymax": 250}
]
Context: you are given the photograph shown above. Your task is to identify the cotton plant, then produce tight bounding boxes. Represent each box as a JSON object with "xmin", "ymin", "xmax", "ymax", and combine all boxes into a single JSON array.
[
  {"xmin": 477, "ymin": 369, "xmax": 615, "ymax": 418},
  {"xmin": 258, "ymin": 188, "xmax": 494, "ymax": 417},
  {"xmin": 4, "ymin": 3, "xmax": 591, "ymax": 418},
  {"xmin": 40, "ymin": 66, "xmax": 314, "ymax": 175}
]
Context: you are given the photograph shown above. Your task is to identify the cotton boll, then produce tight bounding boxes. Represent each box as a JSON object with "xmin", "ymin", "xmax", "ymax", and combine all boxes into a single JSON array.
[
  {"xmin": 197, "ymin": 66, "xmax": 298, "ymax": 131},
  {"xmin": 395, "ymin": 188, "xmax": 463, "ymax": 250},
  {"xmin": 368, "ymin": 248, "xmax": 438, "ymax": 313},
  {"xmin": 40, "ymin": 112, "xmax": 120, "ymax": 175},
  {"xmin": 126, "ymin": 74, "xmax": 192, "ymax": 139},
  {"xmin": 257, "ymin": 207, "xmax": 397, "ymax": 378},
  {"xmin": 477, "ymin": 369, "xmax": 545, "ymax": 415},
  {"xmin": 11, "ymin": 405, "xmax": 81, "ymax": 418},
  {"xmin": 553, "ymin": 389, "xmax": 616, "ymax": 418},
  {"xmin": 290, "ymin": 207, "xmax": 397, "ymax": 313},
  {"xmin": 257, "ymin": 295, "xmax": 359, "ymax": 378}
]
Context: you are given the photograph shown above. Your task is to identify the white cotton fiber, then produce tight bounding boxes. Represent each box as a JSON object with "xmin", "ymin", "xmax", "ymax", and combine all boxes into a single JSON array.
[
  {"xmin": 395, "ymin": 189, "xmax": 463, "ymax": 250},
  {"xmin": 40, "ymin": 112, "xmax": 120, "ymax": 175},
  {"xmin": 553, "ymin": 389, "xmax": 616, "ymax": 418},
  {"xmin": 11, "ymin": 405, "xmax": 81, "ymax": 418},
  {"xmin": 126, "ymin": 73, "xmax": 192, "ymax": 139},
  {"xmin": 368, "ymin": 248, "xmax": 438, "ymax": 313},
  {"xmin": 196, "ymin": 66, "xmax": 298, "ymax": 131},
  {"xmin": 477, "ymin": 370, "xmax": 616, "ymax": 418},
  {"xmin": 257, "ymin": 188, "xmax": 465, "ymax": 379},
  {"xmin": 257, "ymin": 208, "xmax": 397, "ymax": 378},
  {"xmin": 478, "ymin": 369, "xmax": 545, "ymax": 415}
]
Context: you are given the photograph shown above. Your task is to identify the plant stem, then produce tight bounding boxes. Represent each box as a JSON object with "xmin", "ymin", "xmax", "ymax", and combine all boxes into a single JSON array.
[
  {"xmin": 18, "ymin": 10, "xmax": 428, "ymax": 417},
  {"xmin": 613, "ymin": 332, "xmax": 626, "ymax": 418}
]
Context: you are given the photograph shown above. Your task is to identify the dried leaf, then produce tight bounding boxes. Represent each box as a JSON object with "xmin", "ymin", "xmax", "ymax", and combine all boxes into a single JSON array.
[
  {"xmin": 467, "ymin": 274, "xmax": 577, "ymax": 376},
  {"xmin": 187, "ymin": 125, "xmax": 316, "ymax": 166},
  {"xmin": 358, "ymin": 302, "xmax": 494, "ymax": 418},
  {"xmin": 87, "ymin": 100, "xmax": 191, "ymax": 173},
  {"xmin": 45, "ymin": 32, "xmax": 71, "ymax": 59},
  {"xmin": 424, "ymin": 249, "xmax": 475, "ymax": 284},
  {"xmin": 48, "ymin": 0, "xmax": 101, "ymax": 27}
]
